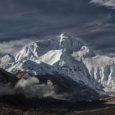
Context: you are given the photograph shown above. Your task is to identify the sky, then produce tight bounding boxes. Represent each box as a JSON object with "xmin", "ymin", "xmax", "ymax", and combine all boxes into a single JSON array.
[{"xmin": 0, "ymin": 0, "xmax": 115, "ymax": 56}]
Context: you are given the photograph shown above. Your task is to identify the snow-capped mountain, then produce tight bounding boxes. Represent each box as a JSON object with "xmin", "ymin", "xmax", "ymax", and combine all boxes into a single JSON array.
[{"xmin": 1, "ymin": 33, "xmax": 115, "ymax": 94}]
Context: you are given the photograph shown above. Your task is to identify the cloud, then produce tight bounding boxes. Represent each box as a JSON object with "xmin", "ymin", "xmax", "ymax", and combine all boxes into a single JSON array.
[
  {"xmin": 0, "ymin": 0, "xmax": 115, "ymax": 56},
  {"xmin": 0, "ymin": 39, "xmax": 34, "ymax": 56},
  {"xmin": 90, "ymin": 0, "xmax": 115, "ymax": 9},
  {"xmin": 0, "ymin": 76, "xmax": 55, "ymax": 98},
  {"xmin": 15, "ymin": 77, "xmax": 55, "ymax": 98}
]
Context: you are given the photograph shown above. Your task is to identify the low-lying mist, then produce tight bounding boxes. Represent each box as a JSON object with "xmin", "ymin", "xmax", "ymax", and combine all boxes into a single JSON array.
[{"xmin": 0, "ymin": 77, "xmax": 55, "ymax": 98}]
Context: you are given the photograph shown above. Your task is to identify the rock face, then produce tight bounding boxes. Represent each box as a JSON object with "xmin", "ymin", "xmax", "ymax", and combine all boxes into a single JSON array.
[
  {"xmin": 0, "ymin": 68, "xmax": 18, "ymax": 86},
  {"xmin": 1, "ymin": 33, "xmax": 115, "ymax": 94},
  {"xmin": 0, "ymin": 68, "xmax": 18, "ymax": 96}
]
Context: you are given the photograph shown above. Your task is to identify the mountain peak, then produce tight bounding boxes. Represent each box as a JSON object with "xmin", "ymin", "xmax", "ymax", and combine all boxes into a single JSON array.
[
  {"xmin": 58, "ymin": 33, "xmax": 69, "ymax": 43},
  {"xmin": 14, "ymin": 33, "xmax": 90, "ymax": 62},
  {"xmin": 58, "ymin": 33, "xmax": 79, "ymax": 48},
  {"xmin": 58, "ymin": 33, "xmax": 69, "ymax": 39}
]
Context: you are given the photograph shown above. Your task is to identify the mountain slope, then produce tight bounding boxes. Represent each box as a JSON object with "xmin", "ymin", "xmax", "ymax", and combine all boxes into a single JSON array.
[
  {"xmin": 0, "ymin": 69, "xmax": 100, "ymax": 101},
  {"xmin": 0, "ymin": 68, "xmax": 18, "ymax": 96},
  {"xmin": 0, "ymin": 68, "xmax": 18, "ymax": 85}
]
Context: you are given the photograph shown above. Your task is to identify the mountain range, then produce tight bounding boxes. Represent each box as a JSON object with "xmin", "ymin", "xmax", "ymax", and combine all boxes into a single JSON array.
[{"xmin": 0, "ymin": 33, "xmax": 115, "ymax": 100}]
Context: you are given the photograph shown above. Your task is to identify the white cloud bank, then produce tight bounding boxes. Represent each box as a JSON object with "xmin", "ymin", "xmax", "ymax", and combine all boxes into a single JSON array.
[
  {"xmin": 15, "ymin": 77, "xmax": 55, "ymax": 98},
  {"xmin": 0, "ymin": 39, "xmax": 34, "ymax": 56},
  {"xmin": 90, "ymin": 0, "xmax": 115, "ymax": 9},
  {"xmin": 0, "ymin": 77, "xmax": 55, "ymax": 98}
]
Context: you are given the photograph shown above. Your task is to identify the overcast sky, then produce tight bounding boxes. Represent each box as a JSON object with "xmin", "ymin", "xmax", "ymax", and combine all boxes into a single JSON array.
[{"xmin": 0, "ymin": 0, "xmax": 115, "ymax": 56}]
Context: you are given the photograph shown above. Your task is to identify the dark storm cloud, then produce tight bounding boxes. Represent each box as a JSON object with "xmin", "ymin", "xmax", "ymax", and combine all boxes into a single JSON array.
[{"xmin": 0, "ymin": 0, "xmax": 115, "ymax": 56}]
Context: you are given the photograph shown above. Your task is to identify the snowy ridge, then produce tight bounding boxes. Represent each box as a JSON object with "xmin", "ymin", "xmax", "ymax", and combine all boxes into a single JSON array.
[
  {"xmin": 83, "ymin": 55, "xmax": 115, "ymax": 93},
  {"xmin": 1, "ymin": 33, "xmax": 115, "ymax": 94}
]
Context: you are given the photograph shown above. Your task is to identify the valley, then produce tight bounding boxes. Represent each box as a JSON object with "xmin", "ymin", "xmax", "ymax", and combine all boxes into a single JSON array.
[{"xmin": 0, "ymin": 96, "xmax": 115, "ymax": 115}]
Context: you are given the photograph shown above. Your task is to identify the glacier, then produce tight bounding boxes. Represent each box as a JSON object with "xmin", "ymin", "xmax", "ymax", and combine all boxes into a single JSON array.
[{"xmin": 0, "ymin": 33, "xmax": 115, "ymax": 95}]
